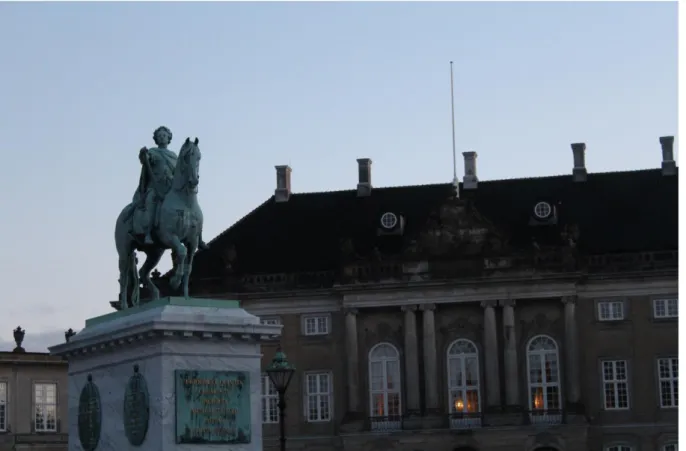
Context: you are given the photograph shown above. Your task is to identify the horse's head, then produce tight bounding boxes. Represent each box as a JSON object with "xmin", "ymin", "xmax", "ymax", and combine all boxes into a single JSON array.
[{"xmin": 175, "ymin": 137, "xmax": 201, "ymax": 191}]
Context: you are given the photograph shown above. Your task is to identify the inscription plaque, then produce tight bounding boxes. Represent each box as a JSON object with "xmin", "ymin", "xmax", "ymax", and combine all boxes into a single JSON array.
[
  {"xmin": 175, "ymin": 370, "xmax": 251, "ymax": 444},
  {"xmin": 123, "ymin": 364, "xmax": 150, "ymax": 446},
  {"xmin": 77, "ymin": 374, "xmax": 102, "ymax": 451}
]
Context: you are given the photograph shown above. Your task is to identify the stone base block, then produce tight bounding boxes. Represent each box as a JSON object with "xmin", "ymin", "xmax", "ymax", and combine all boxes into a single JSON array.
[{"xmin": 50, "ymin": 297, "xmax": 282, "ymax": 451}]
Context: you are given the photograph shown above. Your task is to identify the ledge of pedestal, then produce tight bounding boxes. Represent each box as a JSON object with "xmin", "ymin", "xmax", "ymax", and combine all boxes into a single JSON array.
[{"xmin": 49, "ymin": 296, "xmax": 282, "ymax": 358}]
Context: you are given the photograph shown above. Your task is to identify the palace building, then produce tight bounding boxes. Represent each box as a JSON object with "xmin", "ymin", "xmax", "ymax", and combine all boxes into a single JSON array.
[
  {"xmin": 162, "ymin": 137, "xmax": 679, "ymax": 451},
  {"xmin": 0, "ymin": 331, "xmax": 68, "ymax": 451}
]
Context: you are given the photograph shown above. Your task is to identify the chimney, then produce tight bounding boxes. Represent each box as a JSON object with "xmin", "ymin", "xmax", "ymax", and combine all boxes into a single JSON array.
[
  {"xmin": 660, "ymin": 136, "xmax": 676, "ymax": 176},
  {"xmin": 571, "ymin": 143, "xmax": 587, "ymax": 182},
  {"xmin": 357, "ymin": 158, "xmax": 372, "ymax": 197},
  {"xmin": 462, "ymin": 151, "xmax": 478, "ymax": 189},
  {"xmin": 274, "ymin": 165, "xmax": 292, "ymax": 202}
]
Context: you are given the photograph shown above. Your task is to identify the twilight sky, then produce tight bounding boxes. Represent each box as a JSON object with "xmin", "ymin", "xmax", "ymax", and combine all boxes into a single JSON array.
[{"xmin": 0, "ymin": 2, "xmax": 677, "ymax": 351}]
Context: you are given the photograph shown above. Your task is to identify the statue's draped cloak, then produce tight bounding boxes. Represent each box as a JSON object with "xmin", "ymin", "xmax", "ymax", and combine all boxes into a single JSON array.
[{"xmin": 133, "ymin": 148, "xmax": 179, "ymax": 204}]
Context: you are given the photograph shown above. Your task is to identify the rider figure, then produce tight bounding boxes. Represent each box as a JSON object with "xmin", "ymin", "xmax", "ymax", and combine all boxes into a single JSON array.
[{"xmin": 134, "ymin": 126, "xmax": 178, "ymax": 245}]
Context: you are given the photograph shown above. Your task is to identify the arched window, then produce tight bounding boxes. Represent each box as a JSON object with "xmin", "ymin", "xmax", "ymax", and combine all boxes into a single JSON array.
[
  {"xmin": 447, "ymin": 339, "xmax": 481, "ymax": 429},
  {"xmin": 368, "ymin": 343, "xmax": 402, "ymax": 430},
  {"xmin": 526, "ymin": 335, "xmax": 562, "ymax": 424}
]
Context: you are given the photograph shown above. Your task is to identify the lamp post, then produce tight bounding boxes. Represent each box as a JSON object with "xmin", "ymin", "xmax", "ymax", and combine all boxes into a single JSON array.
[{"xmin": 266, "ymin": 347, "xmax": 295, "ymax": 451}]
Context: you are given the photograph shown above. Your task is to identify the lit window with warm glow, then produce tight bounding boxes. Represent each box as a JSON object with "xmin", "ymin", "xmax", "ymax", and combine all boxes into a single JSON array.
[
  {"xmin": 368, "ymin": 343, "xmax": 402, "ymax": 418},
  {"xmin": 526, "ymin": 335, "xmax": 561, "ymax": 411},
  {"xmin": 447, "ymin": 339, "xmax": 481, "ymax": 414}
]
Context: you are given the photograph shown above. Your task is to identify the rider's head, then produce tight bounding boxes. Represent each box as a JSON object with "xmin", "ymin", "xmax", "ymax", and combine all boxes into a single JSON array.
[{"xmin": 153, "ymin": 126, "xmax": 172, "ymax": 148}]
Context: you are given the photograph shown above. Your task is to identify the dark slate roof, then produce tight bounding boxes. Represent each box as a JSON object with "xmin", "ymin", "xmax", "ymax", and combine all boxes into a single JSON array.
[{"xmin": 194, "ymin": 168, "xmax": 678, "ymax": 277}]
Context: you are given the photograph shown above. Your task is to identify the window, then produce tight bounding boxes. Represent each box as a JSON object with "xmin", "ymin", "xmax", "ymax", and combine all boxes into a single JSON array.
[
  {"xmin": 368, "ymin": 343, "xmax": 402, "ymax": 430},
  {"xmin": 526, "ymin": 335, "xmax": 562, "ymax": 424},
  {"xmin": 658, "ymin": 357, "xmax": 678, "ymax": 408},
  {"xmin": 34, "ymin": 383, "xmax": 57, "ymax": 432},
  {"xmin": 260, "ymin": 318, "xmax": 281, "ymax": 326},
  {"xmin": 302, "ymin": 315, "xmax": 329, "ymax": 336},
  {"xmin": 304, "ymin": 373, "xmax": 332, "ymax": 422},
  {"xmin": 598, "ymin": 301, "xmax": 625, "ymax": 321},
  {"xmin": 602, "ymin": 360, "xmax": 629, "ymax": 409},
  {"xmin": 447, "ymin": 339, "xmax": 481, "ymax": 429},
  {"xmin": 606, "ymin": 446, "xmax": 633, "ymax": 451},
  {"xmin": 663, "ymin": 444, "xmax": 678, "ymax": 451},
  {"xmin": 261, "ymin": 374, "xmax": 279, "ymax": 423},
  {"xmin": 534, "ymin": 201, "xmax": 552, "ymax": 219},
  {"xmin": 380, "ymin": 212, "xmax": 398, "ymax": 229},
  {"xmin": 0, "ymin": 382, "xmax": 6, "ymax": 432},
  {"xmin": 653, "ymin": 298, "xmax": 678, "ymax": 319}
]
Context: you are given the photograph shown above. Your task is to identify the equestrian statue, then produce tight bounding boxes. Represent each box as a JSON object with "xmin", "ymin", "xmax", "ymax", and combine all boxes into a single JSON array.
[{"xmin": 114, "ymin": 126, "xmax": 208, "ymax": 309}]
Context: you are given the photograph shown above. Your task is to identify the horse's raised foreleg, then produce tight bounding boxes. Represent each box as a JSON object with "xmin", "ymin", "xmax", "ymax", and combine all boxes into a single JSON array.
[
  {"xmin": 139, "ymin": 248, "xmax": 165, "ymax": 301},
  {"xmin": 182, "ymin": 238, "xmax": 198, "ymax": 298}
]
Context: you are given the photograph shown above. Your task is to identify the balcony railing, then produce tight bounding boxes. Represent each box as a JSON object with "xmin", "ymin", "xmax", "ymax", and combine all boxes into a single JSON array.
[
  {"xmin": 368, "ymin": 415, "xmax": 403, "ymax": 432},
  {"xmin": 525, "ymin": 409, "xmax": 564, "ymax": 426},
  {"xmin": 448, "ymin": 412, "xmax": 483, "ymax": 430}
]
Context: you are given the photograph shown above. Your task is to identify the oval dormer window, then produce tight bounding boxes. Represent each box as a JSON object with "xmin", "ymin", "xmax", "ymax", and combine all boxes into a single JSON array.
[
  {"xmin": 380, "ymin": 212, "xmax": 398, "ymax": 229},
  {"xmin": 534, "ymin": 201, "xmax": 552, "ymax": 219}
]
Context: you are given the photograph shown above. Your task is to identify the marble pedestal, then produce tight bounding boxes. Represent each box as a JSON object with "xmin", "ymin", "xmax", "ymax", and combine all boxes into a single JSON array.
[{"xmin": 49, "ymin": 297, "xmax": 281, "ymax": 451}]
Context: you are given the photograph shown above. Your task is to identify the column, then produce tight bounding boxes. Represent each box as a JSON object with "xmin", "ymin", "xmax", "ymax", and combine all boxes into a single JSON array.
[
  {"xmin": 562, "ymin": 296, "xmax": 581, "ymax": 405},
  {"xmin": 501, "ymin": 299, "xmax": 520, "ymax": 406},
  {"xmin": 344, "ymin": 308, "xmax": 360, "ymax": 413},
  {"xmin": 420, "ymin": 303, "xmax": 438, "ymax": 411},
  {"xmin": 481, "ymin": 300, "xmax": 501, "ymax": 408},
  {"xmin": 401, "ymin": 305, "xmax": 421, "ymax": 414}
]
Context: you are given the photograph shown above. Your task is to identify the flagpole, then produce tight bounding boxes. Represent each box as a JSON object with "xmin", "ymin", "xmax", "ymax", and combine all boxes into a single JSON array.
[{"xmin": 450, "ymin": 61, "xmax": 458, "ymax": 190}]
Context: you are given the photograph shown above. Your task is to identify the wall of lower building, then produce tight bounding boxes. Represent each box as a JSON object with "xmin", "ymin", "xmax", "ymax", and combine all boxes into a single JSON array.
[{"xmin": 0, "ymin": 356, "xmax": 68, "ymax": 450}]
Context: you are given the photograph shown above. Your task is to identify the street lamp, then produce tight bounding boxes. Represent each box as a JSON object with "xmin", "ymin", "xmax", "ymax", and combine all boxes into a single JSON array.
[{"xmin": 266, "ymin": 347, "xmax": 295, "ymax": 451}]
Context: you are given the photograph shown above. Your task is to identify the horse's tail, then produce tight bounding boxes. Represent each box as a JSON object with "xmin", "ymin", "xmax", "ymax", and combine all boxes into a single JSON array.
[
  {"xmin": 115, "ymin": 203, "xmax": 136, "ymax": 249},
  {"xmin": 130, "ymin": 251, "xmax": 140, "ymax": 307}
]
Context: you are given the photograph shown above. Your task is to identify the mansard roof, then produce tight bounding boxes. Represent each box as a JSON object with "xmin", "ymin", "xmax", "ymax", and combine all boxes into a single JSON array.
[{"xmin": 190, "ymin": 167, "xmax": 678, "ymax": 280}]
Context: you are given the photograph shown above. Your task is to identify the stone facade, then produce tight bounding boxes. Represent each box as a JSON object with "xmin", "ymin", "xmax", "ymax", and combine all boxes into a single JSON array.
[
  {"xmin": 239, "ymin": 275, "xmax": 677, "ymax": 451},
  {"xmin": 0, "ymin": 350, "xmax": 68, "ymax": 451}
]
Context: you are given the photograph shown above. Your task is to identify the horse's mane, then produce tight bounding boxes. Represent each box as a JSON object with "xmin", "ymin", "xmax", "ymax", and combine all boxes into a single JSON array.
[{"xmin": 172, "ymin": 138, "xmax": 200, "ymax": 190}]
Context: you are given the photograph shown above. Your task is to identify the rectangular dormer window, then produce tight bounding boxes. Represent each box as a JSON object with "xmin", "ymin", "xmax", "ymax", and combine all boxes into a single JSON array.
[
  {"xmin": 302, "ymin": 315, "xmax": 330, "ymax": 336},
  {"xmin": 598, "ymin": 301, "xmax": 625, "ymax": 321},
  {"xmin": 653, "ymin": 298, "xmax": 678, "ymax": 319}
]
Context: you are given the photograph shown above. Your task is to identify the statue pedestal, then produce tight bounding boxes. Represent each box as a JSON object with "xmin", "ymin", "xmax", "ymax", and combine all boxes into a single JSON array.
[{"xmin": 49, "ymin": 297, "xmax": 281, "ymax": 451}]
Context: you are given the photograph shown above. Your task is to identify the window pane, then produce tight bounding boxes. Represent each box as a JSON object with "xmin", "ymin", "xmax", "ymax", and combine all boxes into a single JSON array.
[
  {"xmin": 370, "ymin": 362, "xmax": 383, "ymax": 391},
  {"xmin": 465, "ymin": 389, "xmax": 479, "ymax": 412},
  {"xmin": 372, "ymin": 393, "xmax": 385, "ymax": 416},
  {"xmin": 531, "ymin": 387, "xmax": 544, "ymax": 410},
  {"xmin": 451, "ymin": 357, "xmax": 465, "ymax": 387},
  {"xmin": 617, "ymin": 382, "xmax": 629, "ymax": 408},
  {"xmin": 604, "ymin": 383, "xmax": 616, "ymax": 408},
  {"xmin": 450, "ymin": 389, "xmax": 465, "ymax": 413},
  {"xmin": 600, "ymin": 303, "xmax": 610, "ymax": 319},
  {"xmin": 319, "ymin": 395, "xmax": 330, "ymax": 420},
  {"xmin": 545, "ymin": 386, "xmax": 560, "ymax": 409},
  {"xmin": 667, "ymin": 299, "xmax": 678, "ymax": 316},
  {"xmin": 529, "ymin": 355, "xmax": 542, "ymax": 383},
  {"xmin": 386, "ymin": 361, "xmax": 399, "ymax": 390},
  {"xmin": 545, "ymin": 354, "xmax": 559, "ymax": 383},
  {"xmin": 464, "ymin": 357, "xmax": 478, "ymax": 386},
  {"xmin": 387, "ymin": 393, "xmax": 401, "ymax": 416},
  {"xmin": 319, "ymin": 374, "xmax": 329, "ymax": 393},
  {"xmin": 307, "ymin": 375, "xmax": 317, "ymax": 394}
]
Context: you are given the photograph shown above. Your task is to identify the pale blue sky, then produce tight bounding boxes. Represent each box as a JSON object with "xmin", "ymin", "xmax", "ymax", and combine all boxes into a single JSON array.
[{"xmin": 0, "ymin": 2, "xmax": 677, "ymax": 350}]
